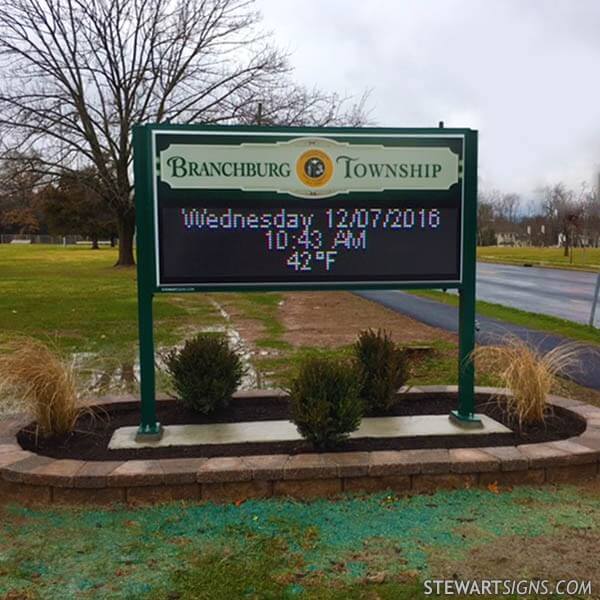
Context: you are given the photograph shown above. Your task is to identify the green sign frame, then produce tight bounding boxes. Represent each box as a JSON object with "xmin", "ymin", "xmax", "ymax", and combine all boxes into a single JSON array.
[{"xmin": 133, "ymin": 124, "xmax": 480, "ymax": 439}]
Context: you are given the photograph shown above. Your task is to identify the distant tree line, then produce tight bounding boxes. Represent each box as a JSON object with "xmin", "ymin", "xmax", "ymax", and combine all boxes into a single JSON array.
[
  {"xmin": 478, "ymin": 182, "xmax": 600, "ymax": 253},
  {"xmin": 0, "ymin": 155, "xmax": 117, "ymax": 247}
]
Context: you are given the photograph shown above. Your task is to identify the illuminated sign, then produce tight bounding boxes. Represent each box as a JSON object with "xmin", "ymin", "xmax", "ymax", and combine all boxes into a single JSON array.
[
  {"xmin": 133, "ymin": 125, "xmax": 480, "ymax": 437},
  {"xmin": 151, "ymin": 129, "xmax": 465, "ymax": 288}
]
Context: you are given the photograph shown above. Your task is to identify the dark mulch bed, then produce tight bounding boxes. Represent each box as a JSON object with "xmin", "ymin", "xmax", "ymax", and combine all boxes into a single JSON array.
[{"xmin": 18, "ymin": 393, "xmax": 586, "ymax": 461}]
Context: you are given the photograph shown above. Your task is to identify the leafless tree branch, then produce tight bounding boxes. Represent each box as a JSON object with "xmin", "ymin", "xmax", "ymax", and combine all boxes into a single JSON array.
[{"xmin": 0, "ymin": 0, "xmax": 370, "ymax": 264}]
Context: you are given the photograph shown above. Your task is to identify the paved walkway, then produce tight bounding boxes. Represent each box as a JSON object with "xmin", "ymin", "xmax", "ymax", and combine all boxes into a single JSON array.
[
  {"xmin": 357, "ymin": 290, "xmax": 600, "ymax": 390},
  {"xmin": 110, "ymin": 414, "xmax": 508, "ymax": 449}
]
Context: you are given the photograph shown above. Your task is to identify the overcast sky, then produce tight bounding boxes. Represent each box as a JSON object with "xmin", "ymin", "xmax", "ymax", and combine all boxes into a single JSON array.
[{"xmin": 255, "ymin": 0, "xmax": 600, "ymax": 202}]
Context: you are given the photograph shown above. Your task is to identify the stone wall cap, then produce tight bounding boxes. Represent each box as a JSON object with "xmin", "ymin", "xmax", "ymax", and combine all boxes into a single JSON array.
[{"xmin": 1, "ymin": 390, "xmax": 599, "ymax": 503}]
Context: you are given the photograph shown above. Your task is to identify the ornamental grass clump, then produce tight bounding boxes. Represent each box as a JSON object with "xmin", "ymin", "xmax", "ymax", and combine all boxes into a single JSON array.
[
  {"xmin": 354, "ymin": 328, "xmax": 408, "ymax": 413},
  {"xmin": 472, "ymin": 337, "xmax": 581, "ymax": 427},
  {"xmin": 290, "ymin": 356, "xmax": 363, "ymax": 449},
  {"xmin": 0, "ymin": 337, "xmax": 80, "ymax": 437},
  {"xmin": 166, "ymin": 332, "xmax": 244, "ymax": 414}
]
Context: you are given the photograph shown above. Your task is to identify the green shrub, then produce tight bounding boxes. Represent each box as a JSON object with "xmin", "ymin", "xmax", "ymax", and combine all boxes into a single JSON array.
[
  {"xmin": 165, "ymin": 333, "xmax": 244, "ymax": 414},
  {"xmin": 354, "ymin": 328, "xmax": 408, "ymax": 412},
  {"xmin": 289, "ymin": 357, "xmax": 363, "ymax": 449}
]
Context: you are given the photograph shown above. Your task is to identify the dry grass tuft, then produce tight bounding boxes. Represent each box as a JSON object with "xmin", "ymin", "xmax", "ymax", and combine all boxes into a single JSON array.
[
  {"xmin": 472, "ymin": 337, "xmax": 582, "ymax": 427},
  {"xmin": 0, "ymin": 337, "xmax": 80, "ymax": 436}
]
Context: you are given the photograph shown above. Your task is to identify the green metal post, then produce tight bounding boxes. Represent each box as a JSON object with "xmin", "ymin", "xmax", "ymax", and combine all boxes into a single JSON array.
[
  {"xmin": 133, "ymin": 125, "xmax": 162, "ymax": 440},
  {"xmin": 136, "ymin": 290, "xmax": 162, "ymax": 439},
  {"xmin": 450, "ymin": 130, "xmax": 482, "ymax": 428}
]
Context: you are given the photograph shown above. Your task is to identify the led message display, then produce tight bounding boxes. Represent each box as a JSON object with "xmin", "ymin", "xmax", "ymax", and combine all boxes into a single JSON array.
[{"xmin": 152, "ymin": 131, "xmax": 464, "ymax": 288}]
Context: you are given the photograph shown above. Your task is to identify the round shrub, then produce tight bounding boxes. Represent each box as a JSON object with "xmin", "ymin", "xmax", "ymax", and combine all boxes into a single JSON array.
[
  {"xmin": 290, "ymin": 356, "xmax": 363, "ymax": 450},
  {"xmin": 165, "ymin": 333, "xmax": 244, "ymax": 414},
  {"xmin": 353, "ymin": 328, "xmax": 408, "ymax": 413}
]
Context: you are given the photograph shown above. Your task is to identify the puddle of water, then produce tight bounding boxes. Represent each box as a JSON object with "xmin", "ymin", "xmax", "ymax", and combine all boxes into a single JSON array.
[
  {"xmin": 71, "ymin": 352, "xmax": 140, "ymax": 396},
  {"xmin": 0, "ymin": 306, "xmax": 262, "ymax": 418},
  {"xmin": 71, "ymin": 320, "xmax": 260, "ymax": 398}
]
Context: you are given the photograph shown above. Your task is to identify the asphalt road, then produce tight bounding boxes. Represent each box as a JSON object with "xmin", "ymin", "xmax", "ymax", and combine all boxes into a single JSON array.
[
  {"xmin": 473, "ymin": 262, "xmax": 599, "ymax": 325},
  {"xmin": 357, "ymin": 289, "xmax": 600, "ymax": 390}
]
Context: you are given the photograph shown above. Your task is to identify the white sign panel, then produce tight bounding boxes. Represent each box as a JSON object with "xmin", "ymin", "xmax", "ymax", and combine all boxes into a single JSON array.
[{"xmin": 159, "ymin": 137, "xmax": 460, "ymax": 199}]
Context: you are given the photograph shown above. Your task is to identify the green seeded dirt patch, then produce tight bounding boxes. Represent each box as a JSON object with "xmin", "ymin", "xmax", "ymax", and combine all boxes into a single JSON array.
[{"xmin": 0, "ymin": 485, "xmax": 599, "ymax": 599}]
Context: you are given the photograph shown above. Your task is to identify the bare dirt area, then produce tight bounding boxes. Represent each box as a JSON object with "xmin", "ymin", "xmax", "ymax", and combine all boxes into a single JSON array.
[
  {"xmin": 425, "ymin": 478, "xmax": 600, "ymax": 596},
  {"xmin": 430, "ymin": 527, "xmax": 600, "ymax": 594},
  {"xmin": 280, "ymin": 292, "xmax": 456, "ymax": 348}
]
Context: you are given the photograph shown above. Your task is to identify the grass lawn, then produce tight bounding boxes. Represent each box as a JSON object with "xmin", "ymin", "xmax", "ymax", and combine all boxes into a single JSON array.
[
  {"xmin": 410, "ymin": 290, "xmax": 600, "ymax": 347},
  {"xmin": 253, "ymin": 339, "xmax": 499, "ymax": 390},
  {"xmin": 2, "ymin": 244, "xmax": 599, "ymax": 404},
  {"xmin": 478, "ymin": 246, "xmax": 600, "ymax": 272},
  {"xmin": 1, "ymin": 247, "xmax": 599, "ymax": 598},
  {"xmin": 1, "ymin": 483, "xmax": 599, "ymax": 599},
  {"xmin": 0, "ymin": 245, "xmax": 494, "ymax": 396},
  {"xmin": 0, "ymin": 245, "xmax": 223, "ymax": 358}
]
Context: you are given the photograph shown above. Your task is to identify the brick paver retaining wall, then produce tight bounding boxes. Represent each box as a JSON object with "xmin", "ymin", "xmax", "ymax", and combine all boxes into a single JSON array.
[{"xmin": 1, "ymin": 387, "xmax": 599, "ymax": 506}]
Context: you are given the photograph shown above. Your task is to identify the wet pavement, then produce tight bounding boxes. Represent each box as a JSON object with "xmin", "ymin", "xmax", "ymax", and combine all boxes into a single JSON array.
[
  {"xmin": 475, "ymin": 262, "xmax": 599, "ymax": 325},
  {"xmin": 357, "ymin": 290, "xmax": 600, "ymax": 390}
]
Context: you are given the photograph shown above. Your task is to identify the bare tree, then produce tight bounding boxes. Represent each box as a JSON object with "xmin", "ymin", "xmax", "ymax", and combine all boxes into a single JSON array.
[
  {"xmin": 476, "ymin": 190, "xmax": 497, "ymax": 246},
  {"xmin": 236, "ymin": 85, "xmax": 371, "ymax": 127},
  {"xmin": 0, "ymin": 152, "xmax": 45, "ymax": 234},
  {"xmin": 499, "ymin": 193, "xmax": 520, "ymax": 225},
  {"xmin": 541, "ymin": 183, "xmax": 582, "ymax": 256},
  {"xmin": 476, "ymin": 189, "xmax": 523, "ymax": 245},
  {"xmin": 581, "ymin": 183, "xmax": 600, "ymax": 247},
  {"xmin": 0, "ymin": 0, "xmax": 369, "ymax": 265}
]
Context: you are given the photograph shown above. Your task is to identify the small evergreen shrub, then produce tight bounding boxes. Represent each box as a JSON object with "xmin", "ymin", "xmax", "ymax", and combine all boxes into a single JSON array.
[
  {"xmin": 354, "ymin": 328, "xmax": 408, "ymax": 412},
  {"xmin": 290, "ymin": 357, "xmax": 363, "ymax": 449},
  {"xmin": 166, "ymin": 333, "xmax": 244, "ymax": 414}
]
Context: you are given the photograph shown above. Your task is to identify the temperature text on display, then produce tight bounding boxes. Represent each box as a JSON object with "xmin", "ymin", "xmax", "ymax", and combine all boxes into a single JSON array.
[{"xmin": 153, "ymin": 131, "xmax": 465, "ymax": 288}]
